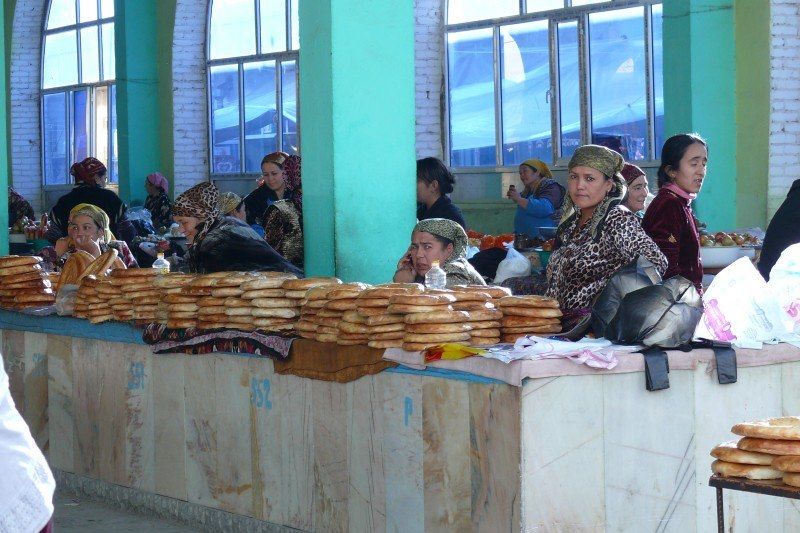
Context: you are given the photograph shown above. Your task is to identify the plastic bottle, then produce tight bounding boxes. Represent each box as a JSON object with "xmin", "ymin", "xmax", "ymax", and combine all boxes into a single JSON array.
[
  {"xmin": 152, "ymin": 252, "xmax": 170, "ymax": 274},
  {"xmin": 425, "ymin": 260, "xmax": 447, "ymax": 289}
]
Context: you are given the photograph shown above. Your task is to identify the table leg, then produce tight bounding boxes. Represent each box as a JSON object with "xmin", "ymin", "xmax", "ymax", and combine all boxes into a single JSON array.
[{"xmin": 716, "ymin": 487, "xmax": 725, "ymax": 533}]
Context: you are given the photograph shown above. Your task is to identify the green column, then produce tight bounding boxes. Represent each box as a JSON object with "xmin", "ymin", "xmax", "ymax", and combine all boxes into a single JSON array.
[
  {"xmin": 0, "ymin": 4, "xmax": 8, "ymax": 256},
  {"xmin": 299, "ymin": 1, "xmax": 417, "ymax": 282},
  {"xmin": 114, "ymin": 0, "xmax": 166, "ymax": 206}
]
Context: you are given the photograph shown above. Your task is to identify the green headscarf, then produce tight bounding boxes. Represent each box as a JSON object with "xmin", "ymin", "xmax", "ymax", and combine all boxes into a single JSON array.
[
  {"xmin": 520, "ymin": 158, "xmax": 552, "ymax": 178},
  {"xmin": 413, "ymin": 218, "xmax": 468, "ymax": 264}
]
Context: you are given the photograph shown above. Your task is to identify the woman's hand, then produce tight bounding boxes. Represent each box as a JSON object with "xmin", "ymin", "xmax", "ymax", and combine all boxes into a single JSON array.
[
  {"xmin": 73, "ymin": 234, "xmax": 102, "ymax": 258},
  {"xmin": 507, "ymin": 185, "xmax": 521, "ymax": 202},
  {"xmin": 393, "ymin": 248, "xmax": 417, "ymax": 283}
]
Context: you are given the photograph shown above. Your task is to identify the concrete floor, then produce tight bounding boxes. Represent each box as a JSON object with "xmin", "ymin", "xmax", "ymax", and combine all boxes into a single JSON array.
[{"xmin": 54, "ymin": 487, "xmax": 200, "ymax": 533}]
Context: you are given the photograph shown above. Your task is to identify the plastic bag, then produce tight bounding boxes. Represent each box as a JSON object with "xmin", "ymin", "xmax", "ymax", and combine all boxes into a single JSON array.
[
  {"xmin": 55, "ymin": 284, "xmax": 78, "ymax": 316},
  {"xmin": 494, "ymin": 245, "xmax": 531, "ymax": 284},
  {"xmin": 766, "ymin": 243, "xmax": 800, "ymax": 333},
  {"xmin": 694, "ymin": 257, "xmax": 789, "ymax": 345}
]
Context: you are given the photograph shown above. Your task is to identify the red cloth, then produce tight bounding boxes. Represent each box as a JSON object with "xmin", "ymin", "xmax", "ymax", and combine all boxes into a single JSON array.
[
  {"xmin": 641, "ymin": 187, "xmax": 703, "ymax": 292},
  {"xmin": 69, "ymin": 157, "xmax": 107, "ymax": 185}
]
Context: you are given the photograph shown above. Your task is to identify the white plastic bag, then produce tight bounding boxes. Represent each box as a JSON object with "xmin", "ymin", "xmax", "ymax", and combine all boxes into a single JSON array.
[
  {"xmin": 494, "ymin": 245, "xmax": 531, "ymax": 284},
  {"xmin": 694, "ymin": 257, "xmax": 789, "ymax": 346},
  {"xmin": 766, "ymin": 243, "xmax": 800, "ymax": 334},
  {"xmin": 55, "ymin": 284, "xmax": 78, "ymax": 316}
]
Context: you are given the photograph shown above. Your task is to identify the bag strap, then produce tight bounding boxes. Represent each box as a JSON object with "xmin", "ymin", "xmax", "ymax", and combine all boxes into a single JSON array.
[
  {"xmin": 640, "ymin": 347, "xmax": 670, "ymax": 391},
  {"xmin": 693, "ymin": 338, "xmax": 738, "ymax": 384}
]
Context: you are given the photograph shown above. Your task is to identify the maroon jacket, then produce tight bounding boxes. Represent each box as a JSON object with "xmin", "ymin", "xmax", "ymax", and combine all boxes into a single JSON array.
[{"xmin": 641, "ymin": 187, "xmax": 703, "ymax": 293}]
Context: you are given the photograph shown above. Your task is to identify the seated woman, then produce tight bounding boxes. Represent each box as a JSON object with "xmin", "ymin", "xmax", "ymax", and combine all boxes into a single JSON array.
[
  {"xmin": 620, "ymin": 163, "xmax": 650, "ymax": 216},
  {"xmin": 642, "ymin": 133, "xmax": 708, "ymax": 293},
  {"xmin": 393, "ymin": 218, "xmax": 485, "ymax": 287},
  {"xmin": 416, "ymin": 157, "xmax": 466, "ymax": 229},
  {"xmin": 219, "ymin": 191, "xmax": 266, "ymax": 238},
  {"xmin": 8, "ymin": 185, "xmax": 35, "ymax": 228},
  {"xmin": 243, "ymin": 152, "xmax": 302, "ymax": 225},
  {"xmin": 506, "ymin": 158, "xmax": 565, "ymax": 237},
  {"xmin": 47, "ymin": 203, "xmax": 138, "ymax": 268},
  {"xmin": 758, "ymin": 178, "xmax": 800, "ymax": 280},
  {"xmin": 173, "ymin": 182, "xmax": 302, "ymax": 275},
  {"xmin": 143, "ymin": 172, "xmax": 173, "ymax": 232}
]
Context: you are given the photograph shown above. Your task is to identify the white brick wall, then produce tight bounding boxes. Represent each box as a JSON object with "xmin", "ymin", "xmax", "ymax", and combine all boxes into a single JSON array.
[
  {"xmin": 172, "ymin": 0, "xmax": 210, "ymax": 195},
  {"xmin": 769, "ymin": 0, "xmax": 800, "ymax": 218},
  {"xmin": 10, "ymin": 0, "xmax": 46, "ymax": 214},
  {"xmin": 414, "ymin": 0, "xmax": 445, "ymax": 159}
]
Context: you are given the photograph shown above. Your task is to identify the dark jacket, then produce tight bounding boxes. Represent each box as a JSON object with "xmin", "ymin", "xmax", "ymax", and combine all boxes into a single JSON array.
[
  {"xmin": 417, "ymin": 195, "xmax": 467, "ymax": 230},
  {"xmin": 758, "ymin": 179, "xmax": 800, "ymax": 280},
  {"xmin": 47, "ymin": 185, "xmax": 136, "ymax": 245}
]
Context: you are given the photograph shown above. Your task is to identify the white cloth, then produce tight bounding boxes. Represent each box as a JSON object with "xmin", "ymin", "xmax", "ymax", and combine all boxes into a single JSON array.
[
  {"xmin": 0, "ymin": 361, "xmax": 55, "ymax": 533},
  {"xmin": 483, "ymin": 336, "xmax": 641, "ymax": 369}
]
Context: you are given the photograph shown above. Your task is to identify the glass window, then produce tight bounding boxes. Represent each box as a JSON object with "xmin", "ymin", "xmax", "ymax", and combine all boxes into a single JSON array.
[
  {"xmin": 43, "ymin": 93, "xmax": 69, "ymax": 185},
  {"xmin": 448, "ymin": 28, "xmax": 496, "ymax": 167},
  {"xmin": 94, "ymin": 85, "xmax": 109, "ymax": 167},
  {"xmin": 558, "ymin": 21, "xmax": 580, "ymax": 158},
  {"xmin": 210, "ymin": 64, "xmax": 242, "ymax": 173},
  {"xmin": 80, "ymin": 26, "xmax": 100, "ymax": 84},
  {"xmin": 42, "ymin": 31, "xmax": 78, "ymax": 89},
  {"xmin": 260, "ymin": 0, "xmax": 286, "ymax": 53},
  {"xmin": 281, "ymin": 61, "xmax": 298, "ymax": 154},
  {"xmin": 110, "ymin": 85, "xmax": 118, "ymax": 182},
  {"xmin": 100, "ymin": 0, "xmax": 114, "ymax": 18},
  {"xmin": 527, "ymin": 0, "xmax": 564, "ymax": 13},
  {"xmin": 47, "ymin": 0, "xmax": 76, "ymax": 29},
  {"xmin": 243, "ymin": 60, "xmax": 277, "ymax": 172},
  {"xmin": 290, "ymin": 0, "xmax": 299, "ymax": 50},
  {"xmin": 501, "ymin": 20, "xmax": 551, "ymax": 165},
  {"xmin": 209, "ymin": 0, "xmax": 257, "ymax": 60},
  {"xmin": 78, "ymin": 0, "xmax": 97, "ymax": 22},
  {"xmin": 652, "ymin": 4, "xmax": 664, "ymax": 158},
  {"xmin": 101, "ymin": 23, "xmax": 115, "ymax": 81},
  {"xmin": 447, "ymin": 0, "xmax": 518, "ymax": 24},
  {"xmin": 72, "ymin": 89, "xmax": 89, "ymax": 162}
]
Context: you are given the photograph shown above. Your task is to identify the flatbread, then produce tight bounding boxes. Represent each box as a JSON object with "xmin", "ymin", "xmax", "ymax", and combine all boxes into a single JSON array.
[
  {"xmin": 710, "ymin": 441, "xmax": 776, "ymax": 465},
  {"xmin": 711, "ymin": 459, "xmax": 782, "ymax": 480},
  {"xmin": 732, "ymin": 417, "xmax": 800, "ymax": 440}
]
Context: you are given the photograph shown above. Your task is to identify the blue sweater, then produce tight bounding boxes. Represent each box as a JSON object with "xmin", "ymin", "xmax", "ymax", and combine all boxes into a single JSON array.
[{"xmin": 513, "ymin": 179, "xmax": 565, "ymax": 237}]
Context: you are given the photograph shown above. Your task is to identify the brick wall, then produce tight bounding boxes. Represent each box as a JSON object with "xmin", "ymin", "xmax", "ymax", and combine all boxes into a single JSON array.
[
  {"xmin": 414, "ymin": 0, "xmax": 445, "ymax": 159},
  {"xmin": 769, "ymin": 0, "xmax": 800, "ymax": 218}
]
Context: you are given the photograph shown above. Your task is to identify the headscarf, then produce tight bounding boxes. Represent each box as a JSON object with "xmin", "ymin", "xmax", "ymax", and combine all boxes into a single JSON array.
[
  {"xmin": 69, "ymin": 203, "xmax": 113, "ymax": 243},
  {"xmin": 520, "ymin": 158, "xmax": 552, "ymax": 178},
  {"xmin": 173, "ymin": 182, "xmax": 223, "ymax": 245},
  {"xmin": 558, "ymin": 145, "xmax": 627, "ymax": 243},
  {"xmin": 621, "ymin": 162, "xmax": 646, "ymax": 185},
  {"xmin": 219, "ymin": 191, "xmax": 243, "ymax": 216},
  {"xmin": 258, "ymin": 152, "xmax": 303, "ymax": 213},
  {"xmin": 146, "ymin": 172, "xmax": 169, "ymax": 194},
  {"xmin": 412, "ymin": 218, "xmax": 469, "ymax": 265},
  {"xmin": 69, "ymin": 157, "xmax": 107, "ymax": 186},
  {"xmin": 258, "ymin": 151, "xmax": 291, "ymax": 188}
]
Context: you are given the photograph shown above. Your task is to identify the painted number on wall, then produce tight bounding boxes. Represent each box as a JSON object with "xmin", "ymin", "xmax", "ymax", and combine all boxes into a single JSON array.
[
  {"xmin": 128, "ymin": 362, "xmax": 145, "ymax": 390},
  {"xmin": 251, "ymin": 378, "xmax": 272, "ymax": 410},
  {"xmin": 31, "ymin": 353, "xmax": 47, "ymax": 378},
  {"xmin": 404, "ymin": 396, "xmax": 413, "ymax": 427}
]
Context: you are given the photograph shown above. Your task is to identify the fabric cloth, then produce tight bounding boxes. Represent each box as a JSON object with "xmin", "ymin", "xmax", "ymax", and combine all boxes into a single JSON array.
[
  {"xmin": 0, "ymin": 359, "xmax": 55, "ymax": 533},
  {"xmin": 483, "ymin": 335, "xmax": 635, "ymax": 369},
  {"xmin": 520, "ymin": 158, "xmax": 552, "ymax": 178},
  {"xmin": 141, "ymin": 323, "xmax": 293, "ymax": 360},
  {"xmin": 47, "ymin": 185, "xmax": 134, "ymax": 245},
  {"xmin": 621, "ymin": 163, "xmax": 646, "ymax": 184},
  {"xmin": 263, "ymin": 199, "xmax": 304, "ymax": 267},
  {"xmin": 759, "ymin": 179, "xmax": 800, "ymax": 280},
  {"xmin": 416, "ymin": 195, "xmax": 467, "ymax": 230},
  {"xmin": 273, "ymin": 339, "xmax": 397, "ymax": 383},
  {"xmin": 641, "ymin": 186, "xmax": 703, "ymax": 292},
  {"xmin": 8, "ymin": 187, "xmax": 34, "ymax": 228},
  {"xmin": 146, "ymin": 172, "xmax": 169, "ymax": 193},
  {"xmin": 143, "ymin": 191, "xmax": 173, "ymax": 231},
  {"xmin": 412, "ymin": 218, "xmax": 485, "ymax": 286},
  {"xmin": 513, "ymin": 178, "xmax": 565, "ymax": 237},
  {"xmin": 663, "ymin": 182, "xmax": 695, "ymax": 202},
  {"xmin": 69, "ymin": 157, "xmax": 106, "ymax": 186}
]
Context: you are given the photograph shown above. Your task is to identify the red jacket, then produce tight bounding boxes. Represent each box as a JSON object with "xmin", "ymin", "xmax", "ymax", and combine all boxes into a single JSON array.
[{"xmin": 641, "ymin": 188, "xmax": 703, "ymax": 293}]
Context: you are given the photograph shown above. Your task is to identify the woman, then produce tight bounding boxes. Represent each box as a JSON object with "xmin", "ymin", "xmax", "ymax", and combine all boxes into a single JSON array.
[
  {"xmin": 47, "ymin": 157, "xmax": 135, "ymax": 245},
  {"xmin": 642, "ymin": 134, "xmax": 707, "ymax": 293},
  {"xmin": 173, "ymin": 182, "xmax": 302, "ymax": 275},
  {"xmin": 506, "ymin": 158, "xmax": 565, "ymax": 237},
  {"xmin": 243, "ymin": 151, "xmax": 302, "ymax": 226},
  {"xmin": 219, "ymin": 191, "xmax": 266, "ymax": 238},
  {"xmin": 394, "ymin": 218, "xmax": 485, "ymax": 287},
  {"xmin": 758, "ymin": 178, "xmax": 800, "ymax": 280},
  {"xmin": 48, "ymin": 203, "xmax": 138, "ymax": 268},
  {"xmin": 7, "ymin": 186, "xmax": 35, "ymax": 228},
  {"xmin": 416, "ymin": 157, "xmax": 467, "ymax": 229},
  {"xmin": 621, "ymin": 162, "xmax": 649, "ymax": 216},
  {"xmin": 143, "ymin": 172, "xmax": 173, "ymax": 231}
]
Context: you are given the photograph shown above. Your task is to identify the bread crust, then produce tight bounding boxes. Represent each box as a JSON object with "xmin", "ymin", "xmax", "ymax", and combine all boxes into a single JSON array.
[
  {"xmin": 405, "ymin": 322, "xmax": 472, "ymax": 334},
  {"xmin": 771, "ymin": 455, "xmax": 800, "ymax": 473},
  {"xmin": 711, "ymin": 459, "xmax": 782, "ymax": 480},
  {"xmin": 711, "ymin": 441, "xmax": 776, "ymax": 465},
  {"xmin": 732, "ymin": 417, "xmax": 800, "ymax": 440},
  {"xmin": 282, "ymin": 277, "xmax": 342, "ymax": 290},
  {"xmin": 404, "ymin": 310, "xmax": 470, "ymax": 324},
  {"xmin": 738, "ymin": 437, "xmax": 800, "ymax": 455}
]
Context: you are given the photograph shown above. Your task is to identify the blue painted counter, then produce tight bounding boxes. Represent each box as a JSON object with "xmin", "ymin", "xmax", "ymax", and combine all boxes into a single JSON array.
[{"xmin": 0, "ymin": 310, "xmax": 145, "ymax": 345}]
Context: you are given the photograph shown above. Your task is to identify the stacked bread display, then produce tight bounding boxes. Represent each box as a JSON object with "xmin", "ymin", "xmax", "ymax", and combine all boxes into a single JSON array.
[
  {"xmin": 291, "ymin": 278, "xmax": 345, "ymax": 339},
  {"xmin": 305, "ymin": 283, "xmax": 372, "ymax": 343},
  {"xmin": 355, "ymin": 284, "xmax": 423, "ymax": 349},
  {"xmin": 450, "ymin": 286, "xmax": 508, "ymax": 346},
  {"xmin": 496, "ymin": 296, "xmax": 563, "ymax": 342},
  {"xmin": 0, "ymin": 255, "xmax": 54, "ymax": 310}
]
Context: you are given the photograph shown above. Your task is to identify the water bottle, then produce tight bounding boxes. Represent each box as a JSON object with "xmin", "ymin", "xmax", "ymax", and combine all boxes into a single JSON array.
[
  {"xmin": 425, "ymin": 260, "xmax": 447, "ymax": 289},
  {"xmin": 152, "ymin": 252, "xmax": 170, "ymax": 274}
]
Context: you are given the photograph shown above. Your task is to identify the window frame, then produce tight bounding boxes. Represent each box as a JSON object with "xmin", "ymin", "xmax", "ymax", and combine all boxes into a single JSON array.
[
  {"xmin": 40, "ymin": 0, "xmax": 116, "ymax": 188},
  {"xmin": 206, "ymin": 0, "xmax": 300, "ymax": 180},
  {"xmin": 444, "ymin": 0, "xmax": 662, "ymax": 171}
]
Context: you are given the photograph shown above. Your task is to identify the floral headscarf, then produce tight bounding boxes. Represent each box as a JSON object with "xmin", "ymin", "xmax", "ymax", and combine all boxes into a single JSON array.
[
  {"xmin": 69, "ymin": 203, "xmax": 114, "ymax": 243},
  {"xmin": 412, "ymin": 218, "xmax": 469, "ymax": 265},
  {"xmin": 173, "ymin": 182, "xmax": 222, "ymax": 245},
  {"xmin": 259, "ymin": 152, "xmax": 303, "ymax": 213},
  {"xmin": 146, "ymin": 172, "xmax": 169, "ymax": 194},
  {"xmin": 70, "ymin": 157, "xmax": 107, "ymax": 186},
  {"xmin": 558, "ymin": 144, "xmax": 627, "ymax": 243}
]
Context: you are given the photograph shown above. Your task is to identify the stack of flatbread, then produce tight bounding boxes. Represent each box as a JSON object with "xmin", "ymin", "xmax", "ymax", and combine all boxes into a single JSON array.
[
  {"xmin": 450, "ymin": 285, "xmax": 508, "ymax": 346},
  {"xmin": 495, "ymin": 296, "xmax": 563, "ymax": 342},
  {"xmin": 106, "ymin": 267, "xmax": 161, "ymax": 325},
  {"xmin": 185, "ymin": 272, "xmax": 238, "ymax": 330},
  {"xmin": 351, "ymin": 284, "xmax": 423, "ymax": 349},
  {"xmin": 228, "ymin": 272, "xmax": 300, "ymax": 333},
  {"xmin": 94, "ymin": 275, "xmax": 126, "ymax": 321},
  {"xmin": 383, "ymin": 291, "xmax": 472, "ymax": 351},
  {"xmin": 154, "ymin": 274, "xmax": 197, "ymax": 325},
  {"xmin": 76, "ymin": 275, "xmax": 116, "ymax": 323},
  {"xmin": 711, "ymin": 416, "xmax": 800, "ymax": 484},
  {"xmin": 296, "ymin": 282, "xmax": 369, "ymax": 343},
  {"xmin": 0, "ymin": 255, "xmax": 54, "ymax": 310}
]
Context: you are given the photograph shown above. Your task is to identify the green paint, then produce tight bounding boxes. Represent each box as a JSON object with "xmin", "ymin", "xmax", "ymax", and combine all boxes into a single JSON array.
[
  {"xmin": 3, "ymin": 0, "xmax": 15, "ymax": 185},
  {"xmin": 0, "ymin": 3, "xmax": 7, "ymax": 255},
  {"xmin": 156, "ymin": 1, "xmax": 175, "ymax": 194},
  {"xmin": 299, "ymin": 0, "xmax": 417, "ymax": 282}
]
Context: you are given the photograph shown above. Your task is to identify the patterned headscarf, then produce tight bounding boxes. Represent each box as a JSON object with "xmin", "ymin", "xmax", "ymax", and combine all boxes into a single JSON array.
[
  {"xmin": 259, "ymin": 152, "xmax": 303, "ymax": 213},
  {"xmin": 558, "ymin": 145, "xmax": 627, "ymax": 243},
  {"xmin": 219, "ymin": 191, "xmax": 243, "ymax": 216},
  {"xmin": 412, "ymin": 218, "xmax": 469, "ymax": 265},
  {"xmin": 173, "ymin": 182, "xmax": 222, "ymax": 245},
  {"xmin": 69, "ymin": 203, "xmax": 113, "ymax": 243},
  {"xmin": 146, "ymin": 172, "xmax": 169, "ymax": 194},
  {"xmin": 520, "ymin": 158, "xmax": 553, "ymax": 178},
  {"xmin": 621, "ymin": 162, "xmax": 646, "ymax": 185},
  {"xmin": 70, "ymin": 157, "xmax": 107, "ymax": 186}
]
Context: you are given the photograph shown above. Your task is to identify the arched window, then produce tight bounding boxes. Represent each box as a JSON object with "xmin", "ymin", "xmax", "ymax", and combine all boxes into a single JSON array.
[
  {"xmin": 41, "ymin": 0, "xmax": 117, "ymax": 185},
  {"xmin": 445, "ymin": 0, "xmax": 663, "ymax": 167},
  {"xmin": 207, "ymin": 0, "xmax": 299, "ymax": 176}
]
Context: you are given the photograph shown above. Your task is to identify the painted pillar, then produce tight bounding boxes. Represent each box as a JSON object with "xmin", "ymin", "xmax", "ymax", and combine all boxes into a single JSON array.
[
  {"xmin": 114, "ymin": 0, "xmax": 164, "ymax": 206},
  {"xmin": 299, "ymin": 1, "xmax": 416, "ymax": 283},
  {"xmin": 0, "ymin": 4, "xmax": 8, "ymax": 256}
]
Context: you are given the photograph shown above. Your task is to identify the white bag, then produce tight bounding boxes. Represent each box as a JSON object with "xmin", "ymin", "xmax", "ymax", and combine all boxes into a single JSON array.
[
  {"xmin": 494, "ymin": 245, "xmax": 531, "ymax": 284},
  {"xmin": 694, "ymin": 257, "xmax": 789, "ymax": 346},
  {"xmin": 766, "ymin": 243, "xmax": 800, "ymax": 334}
]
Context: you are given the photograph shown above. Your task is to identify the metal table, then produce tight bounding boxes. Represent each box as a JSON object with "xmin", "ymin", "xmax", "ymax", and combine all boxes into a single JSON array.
[{"xmin": 709, "ymin": 474, "xmax": 800, "ymax": 532}]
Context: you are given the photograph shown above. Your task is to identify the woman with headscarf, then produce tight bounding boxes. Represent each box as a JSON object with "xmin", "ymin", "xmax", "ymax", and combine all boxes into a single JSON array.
[
  {"xmin": 620, "ymin": 162, "xmax": 650, "ymax": 216},
  {"xmin": 7, "ymin": 186, "xmax": 35, "ymax": 229},
  {"xmin": 143, "ymin": 172, "xmax": 173, "ymax": 231},
  {"xmin": 219, "ymin": 191, "xmax": 266, "ymax": 237},
  {"xmin": 506, "ymin": 158, "xmax": 565, "ymax": 238},
  {"xmin": 46, "ymin": 157, "xmax": 136, "ymax": 245},
  {"xmin": 393, "ymin": 218, "xmax": 485, "ymax": 287},
  {"xmin": 172, "ymin": 182, "xmax": 302, "ymax": 275},
  {"xmin": 416, "ymin": 157, "xmax": 467, "ymax": 230},
  {"xmin": 243, "ymin": 152, "xmax": 303, "ymax": 226},
  {"xmin": 48, "ymin": 203, "xmax": 138, "ymax": 268}
]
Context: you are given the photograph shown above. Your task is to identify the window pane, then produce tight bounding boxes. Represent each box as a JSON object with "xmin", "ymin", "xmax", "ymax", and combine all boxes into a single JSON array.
[
  {"xmin": 281, "ymin": 61, "xmax": 298, "ymax": 154},
  {"xmin": 100, "ymin": 0, "xmax": 114, "ymax": 18},
  {"xmin": 652, "ymin": 4, "xmax": 663, "ymax": 159},
  {"xmin": 209, "ymin": 0, "xmax": 257, "ymax": 60},
  {"xmin": 290, "ymin": 0, "xmax": 299, "ymax": 50},
  {"xmin": 72, "ymin": 89, "xmax": 89, "ymax": 163},
  {"xmin": 260, "ymin": 0, "xmax": 286, "ymax": 53},
  {"xmin": 101, "ymin": 23, "xmax": 115, "ymax": 81},
  {"xmin": 42, "ymin": 31, "xmax": 78, "ymax": 89},
  {"xmin": 447, "ymin": 0, "xmax": 518, "ymax": 24},
  {"xmin": 526, "ymin": 0, "xmax": 564, "ymax": 13},
  {"xmin": 448, "ymin": 28, "xmax": 496, "ymax": 167},
  {"xmin": 110, "ymin": 85, "xmax": 118, "ymax": 182},
  {"xmin": 243, "ymin": 60, "xmax": 277, "ymax": 172},
  {"xmin": 210, "ymin": 64, "xmax": 242, "ymax": 173},
  {"xmin": 47, "ymin": 0, "xmax": 76, "ymax": 29},
  {"xmin": 95, "ymin": 86, "xmax": 109, "ymax": 175},
  {"xmin": 79, "ymin": 0, "xmax": 98, "ymax": 22},
  {"xmin": 572, "ymin": 0, "xmax": 608, "ymax": 5},
  {"xmin": 589, "ymin": 7, "xmax": 646, "ymax": 161},
  {"xmin": 501, "ymin": 20, "xmax": 551, "ymax": 166},
  {"xmin": 80, "ymin": 26, "xmax": 100, "ymax": 84},
  {"xmin": 43, "ymin": 93, "xmax": 69, "ymax": 185},
  {"xmin": 558, "ymin": 21, "xmax": 580, "ymax": 158}
]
